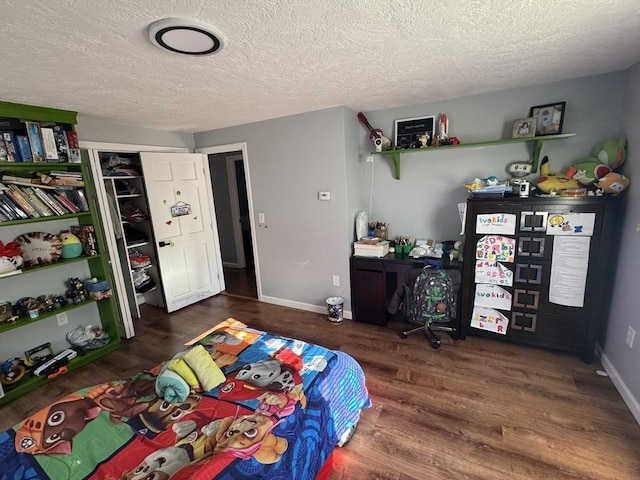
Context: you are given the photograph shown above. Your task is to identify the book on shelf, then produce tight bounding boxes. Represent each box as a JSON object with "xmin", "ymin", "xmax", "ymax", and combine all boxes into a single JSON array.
[
  {"xmin": 25, "ymin": 121, "xmax": 45, "ymax": 162},
  {"xmin": 0, "ymin": 190, "xmax": 28, "ymax": 219},
  {"xmin": 52, "ymin": 125, "xmax": 70, "ymax": 162},
  {"xmin": 65, "ymin": 131, "xmax": 81, "ymax": 163},
  {"xmin": 32, "ymin": 187, "xmax": 65, "ymax": 216},
  {"xmin": 54, "ymin": 191, "xmax": 80, "ymax": 213},
  {"xmin": 15, "ymin": 135, "xmax": 32, "ymax": 162},
  {"xmin": 5, "ymin": 185, "xmax": 40, "ymax": 218},
  {"xmin": 23, "ymin": 187, "xmax": 55, "ymax": 216},
  {"xmin": 71, "ymin": 225, "xmax": 99, "ymax": 256},
  {"xmin": 40, "ymin": 127, "xmax": 59, "ymax": 162},
  {"xmin": 1, "ymin": 131, "xmax": 19, "ymax": 162},
  {"xmin": 0, "ymin": 137, "xmax": 7, "ymax": 162}
]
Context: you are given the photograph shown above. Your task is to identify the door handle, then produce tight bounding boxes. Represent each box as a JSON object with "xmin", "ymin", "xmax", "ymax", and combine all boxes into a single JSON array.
[{"xmin": 158, "ymin": 241, "xmax": 170, "ymax": 247}]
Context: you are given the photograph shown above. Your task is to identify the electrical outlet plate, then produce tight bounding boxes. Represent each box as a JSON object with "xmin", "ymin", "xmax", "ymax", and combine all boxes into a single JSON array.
[
  {"xmin": 56, "ymin": 312, "xmax": 68, "ymax": 326},
  {"xmin": 332, "ymin": 275, "xmax": 340, "ymax": 286}
]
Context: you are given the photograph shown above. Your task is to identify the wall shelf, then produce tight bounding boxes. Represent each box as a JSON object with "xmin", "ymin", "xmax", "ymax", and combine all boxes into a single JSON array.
[
  {"xmin": 0, "ymin": 299, "xmax": 98, "ymax": 334},
  {"xmin": 372, "ymin": 133, "xmax": 576, "ymax": 179}
]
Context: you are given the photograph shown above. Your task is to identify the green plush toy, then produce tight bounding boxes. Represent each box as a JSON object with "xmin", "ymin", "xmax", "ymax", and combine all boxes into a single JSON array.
[{"xmin": 568, "ymin": 137, "xmax": 626, "ymax": 185}]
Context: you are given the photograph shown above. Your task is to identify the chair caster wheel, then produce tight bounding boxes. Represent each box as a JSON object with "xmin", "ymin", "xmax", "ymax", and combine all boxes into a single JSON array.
[
  {"xmin": 400, "ymin": 332, "xmax": 408, "ymax": 339},
  {"xmin": 431, "ymin": 340, "xmax": 441, "ymax": 349}
]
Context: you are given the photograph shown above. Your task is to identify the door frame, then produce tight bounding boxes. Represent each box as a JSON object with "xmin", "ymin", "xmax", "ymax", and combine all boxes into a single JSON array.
[
  {"xmin": 226, "ymin": 153, "xmax": 246, "ymax": 269},
  {"xmin": 196, "ymin": 142, "xmax": 261, "ymax": 301}
]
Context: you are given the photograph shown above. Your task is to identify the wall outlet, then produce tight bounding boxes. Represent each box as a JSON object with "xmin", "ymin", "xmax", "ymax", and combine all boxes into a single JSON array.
[
  {"xmin": 626, "ymin": 326, "xmax": 635, "ymax": 348},
  {"xmin": 258, "ymin": 212, "xmax": 265, "ymax": 224},
  {"xmin": 366, "ymin": 156, "xmax": 374, "ymax": 163},
  {"xmin": 332, "ymin": 275, "xmax": 340, "ymax": 287},
  {"xmin": 57, "ymin": 312, "xmax": 68, "ymax": 326}
]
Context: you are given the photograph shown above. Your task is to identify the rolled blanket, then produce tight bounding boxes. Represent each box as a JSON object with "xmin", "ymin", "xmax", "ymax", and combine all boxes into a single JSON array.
[
  {"xmin": 167, "ymin": 355, "xmax": 201, "ymax": 390},
  {"xmin": 155, "ymin": 363, "xmax": 191, "ymax": 403},
  {"xmin": 183, "ymin": 345, "xmax": 226, "ymax": 392}
]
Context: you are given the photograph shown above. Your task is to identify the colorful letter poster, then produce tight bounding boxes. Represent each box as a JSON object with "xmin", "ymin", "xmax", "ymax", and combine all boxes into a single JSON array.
[
  {"xmin": 476, "ymin": 213, "xmax": 516, "ymax": 235},
  {"xmin": 474, "ymin": 260, "xmax": 513, "ymax": 286},
  {"xmin": 546, "ymin": 213, "xmax": 596, "ymax": 236},
  {"xmin": 474, "ymin": 284, "xmax": 512, "ymax": 311},
  {"xmin": 475, "ymin": 235, "xmax": 515, "ymax": 263},
  {"xmin": 471, "ymin": 306, "xmax": 509, "ymax": 335}
]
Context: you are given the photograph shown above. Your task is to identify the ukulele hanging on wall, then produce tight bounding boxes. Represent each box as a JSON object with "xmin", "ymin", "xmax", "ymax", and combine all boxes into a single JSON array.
[{"xmin": 357, "ymin": 112, "xmax": 391, "ymax": 152}]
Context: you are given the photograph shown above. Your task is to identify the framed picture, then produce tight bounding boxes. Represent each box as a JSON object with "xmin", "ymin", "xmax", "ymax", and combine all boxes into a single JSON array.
[
  {"xmin": 394, "ymin": 116, "xmax": 435, "ymax": 149},
  {"xmin": 529, "ymin": 102, "xmax": 566, "ymax": 136},
  {"xmin": 511, "ymin": 116, "xmax": 536, "ymax": 138}
]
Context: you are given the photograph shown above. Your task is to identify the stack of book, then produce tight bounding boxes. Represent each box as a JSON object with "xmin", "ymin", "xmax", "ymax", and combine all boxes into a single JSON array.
[
  {"xmin": 0, "ymin": 181, "xmax": 89, "ymax": 222},
  {"xmin": 0, "ymin": 121, "xmax": 80, "ymax": 163},
  {"xmin": 353, "ymin": 238, "xmax": 390, "ymax": 257}
]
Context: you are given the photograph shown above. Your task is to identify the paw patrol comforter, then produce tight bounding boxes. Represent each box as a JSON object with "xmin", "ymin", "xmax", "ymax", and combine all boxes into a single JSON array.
[{"xmin": 0, "ymin": 322, "xmax": 371, "ymax": 480}]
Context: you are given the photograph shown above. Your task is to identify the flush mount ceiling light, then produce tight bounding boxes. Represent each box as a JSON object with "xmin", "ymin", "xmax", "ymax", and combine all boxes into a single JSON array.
[{"xmin": 148, "ymin": 18, "xmax": 225, "ymax": 56}]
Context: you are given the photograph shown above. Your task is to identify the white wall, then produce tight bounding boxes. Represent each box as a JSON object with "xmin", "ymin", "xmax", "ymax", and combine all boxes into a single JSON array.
[{"xmin": 194, "ymin": 107, "xmax": 354, "ymax": 313}]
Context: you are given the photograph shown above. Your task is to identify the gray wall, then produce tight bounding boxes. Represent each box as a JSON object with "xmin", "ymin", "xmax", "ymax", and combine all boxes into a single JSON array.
[
  {"xmin": 604, "ymin": 61, "xmax": 640, "ymax": 412},
  {"xmin": 77, "ymin": 115, "xmax": 194, "ymax": 149},
  {"xmin": 195, "ymin": 107, "xmax": 353, "ymax": 312}
]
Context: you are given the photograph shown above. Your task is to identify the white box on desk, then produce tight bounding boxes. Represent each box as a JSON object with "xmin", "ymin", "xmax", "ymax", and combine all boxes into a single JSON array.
[{"xmin": 353, "ymin": 239, "xmax": 389, "ymax": 257}]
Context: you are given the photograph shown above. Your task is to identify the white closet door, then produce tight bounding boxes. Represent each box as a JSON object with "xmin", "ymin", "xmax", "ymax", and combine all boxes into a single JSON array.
[{"xmin": 140, "ymin": 152, "xmax": 224, "ymax": 313}]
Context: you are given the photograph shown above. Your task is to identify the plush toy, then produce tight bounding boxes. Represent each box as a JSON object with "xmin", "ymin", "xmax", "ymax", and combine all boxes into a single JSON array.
[
  {"xmin": 594, "ymin": 172, "xmax": 630, "ymax": 194},
  {"xmin": 0, "ymin": 241, "xmax": 23, "ymax": 275},
  {"xmin": 536, "ymin": 156, "xmax": 580, "ymax": 194},
  {"xmin": 567, "ymin": 137, "xmax": 626, "ymax": 185},
  {"xmin": 59, "ymin": 231, "xmax": 83, "ymax": 259}
]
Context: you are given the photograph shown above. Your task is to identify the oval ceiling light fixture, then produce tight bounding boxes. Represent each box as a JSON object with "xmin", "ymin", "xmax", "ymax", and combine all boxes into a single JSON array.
[{"xmin": 148, "ymin": 18, "xmax": 225, "ymax": 56}]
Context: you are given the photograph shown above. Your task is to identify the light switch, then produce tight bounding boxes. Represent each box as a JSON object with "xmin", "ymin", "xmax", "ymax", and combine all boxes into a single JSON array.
[
  {"xmin": 318, "ymin": 191, "xmax": 331, "ymax": 201},
  {"xmin": 258, "ymin": 213, "xmax": 265, "ymax": 224}
]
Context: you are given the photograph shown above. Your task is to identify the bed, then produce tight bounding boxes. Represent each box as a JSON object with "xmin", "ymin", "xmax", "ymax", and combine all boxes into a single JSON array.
[{"xmin": 0, "ymin": 319, "xmax": 371, "ymax": 480}]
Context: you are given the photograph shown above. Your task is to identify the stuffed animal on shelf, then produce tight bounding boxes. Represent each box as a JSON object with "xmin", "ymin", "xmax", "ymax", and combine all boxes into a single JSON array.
[
  {"xmin": 536, "ymin": 156, "xmax": 580, "ymax": 194},
  {"xmin": 0, "ymin": 241, "xmax": 23, "ymax": 275},
  {"xmin": 567, "ymin": 137, "xmax": 627, "ymax": 185},
  {"xmin": 594, "ymin": 172, "xmax": 630, "ymax": 194},
  {"xmin": 59, "ymin": 231, "xmax": 83, "ymax": 259}
]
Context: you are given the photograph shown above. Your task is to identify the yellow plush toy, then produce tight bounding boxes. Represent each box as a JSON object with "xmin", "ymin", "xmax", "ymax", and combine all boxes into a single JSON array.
[{"xmin": 536, "ymin": 156, "xmax": 580, "ymax": 194}]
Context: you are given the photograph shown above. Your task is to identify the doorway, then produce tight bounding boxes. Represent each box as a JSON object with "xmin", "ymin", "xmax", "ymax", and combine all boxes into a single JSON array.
[{"xmin": 197, "ymin": 143, "xmax": 260, "ymax": 300}]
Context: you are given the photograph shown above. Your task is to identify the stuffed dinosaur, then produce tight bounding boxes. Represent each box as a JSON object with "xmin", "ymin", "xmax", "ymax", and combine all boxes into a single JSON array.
[{"xmin": 567, "ymin": 137, "xmax": 626, "ymax": 185}]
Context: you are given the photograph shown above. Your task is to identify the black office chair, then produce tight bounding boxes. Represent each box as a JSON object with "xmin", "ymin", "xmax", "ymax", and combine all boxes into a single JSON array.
[{"xmin": 397, "ymin": 267, "xmax": 461, "ymax": 349}]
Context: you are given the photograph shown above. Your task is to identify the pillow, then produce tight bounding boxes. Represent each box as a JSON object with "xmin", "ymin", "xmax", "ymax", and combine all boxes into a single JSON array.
[
  {"xmin": 167, "ymin": 357, "xmax": 200, "ymax": 388},
  {"xmin": 183, "ymin": 345, "xmax": 226, "ymax": 391}
]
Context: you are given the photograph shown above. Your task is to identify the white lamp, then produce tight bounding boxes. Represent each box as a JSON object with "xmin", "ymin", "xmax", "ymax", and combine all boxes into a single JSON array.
[{"xmin": 148, "ymin": 18, "xmax": 225, "ymax": 56}]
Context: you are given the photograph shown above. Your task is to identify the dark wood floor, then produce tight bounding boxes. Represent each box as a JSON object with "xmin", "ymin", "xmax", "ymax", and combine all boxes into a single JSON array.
[
  {"xmin": 223, "ymin": 265, "xmax": 257, "ymax": 298},
  {"xmin": 2, "ymin": 295, "xmax": 639, "ymax": 479}
]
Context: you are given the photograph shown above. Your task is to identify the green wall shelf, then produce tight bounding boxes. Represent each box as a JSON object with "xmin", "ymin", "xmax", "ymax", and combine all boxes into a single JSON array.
[{"xmin": 372, "ymin": 133, "xmax": 576, "ymax": 179}]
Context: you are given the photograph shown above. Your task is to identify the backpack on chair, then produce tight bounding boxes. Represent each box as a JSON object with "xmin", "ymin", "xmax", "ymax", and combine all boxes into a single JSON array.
[{"xmin": 403, "ymin": 267, "xmax": 458, "ymax": 327}]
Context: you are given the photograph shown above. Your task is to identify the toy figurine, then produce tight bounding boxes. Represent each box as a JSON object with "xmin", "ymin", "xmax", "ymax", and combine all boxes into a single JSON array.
[
  {"xmin": 0, "ymin": 241, "xmax": 23, "ymax": 275},
  {"xmin": 438, "ymin": 113, "xmax": 449, "ymax": 144},
  {"xmin": 67, "ymin": 277, "xmax": 88, "ymax": 304}
]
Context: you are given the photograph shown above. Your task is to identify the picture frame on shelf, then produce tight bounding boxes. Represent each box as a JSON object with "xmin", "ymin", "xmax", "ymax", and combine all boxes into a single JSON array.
[
  {"xmin": 511, "ymin": 116, "xmax": 537, "ymax": 138},
  {"xmin": 394, "ymin": 116, "xmax": 435, "ymax": 149},
  {"xmin": 529, "ymin": 102, "xmax": 566, "ymax": 136}
]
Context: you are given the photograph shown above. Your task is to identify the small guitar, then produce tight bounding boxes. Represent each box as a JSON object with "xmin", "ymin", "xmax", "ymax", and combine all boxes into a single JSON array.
[{"xmin": 357, "ymin": 112, "xmax": 391, "ymax": 151}]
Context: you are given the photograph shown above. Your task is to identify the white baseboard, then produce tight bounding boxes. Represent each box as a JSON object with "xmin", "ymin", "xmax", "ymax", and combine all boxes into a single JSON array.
[
  {"xmin": 595, "ymin": 345, "xmax": 640, "ymax": 425},
  {"xmin": 260, "ymin": 295, "xmax": 353, "ymax": 320}
]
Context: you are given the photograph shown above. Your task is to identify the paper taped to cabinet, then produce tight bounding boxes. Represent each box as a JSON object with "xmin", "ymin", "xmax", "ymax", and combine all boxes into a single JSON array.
[
  {"xmin": 476, "ymin": 213, "xmax": 516, "ymax": 235},
  {"xmin": 546, "ymin": 213, "xmax": 595, "ymax": 236},
  {"xmin": 471, "ymin": 306, "xmax": 509, "ymax": 335},
  {"xmin": 475, "ymin": 260, "xmax": 513, "ymax": 286},
  {"xmin": 474, "ymin": 284, "xmax": 512, "ymax": 311}
]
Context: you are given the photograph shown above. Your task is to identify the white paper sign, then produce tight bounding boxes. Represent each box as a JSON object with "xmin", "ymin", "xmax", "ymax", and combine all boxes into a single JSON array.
[
  {"xmin": 474, "ymin": 284, "xmax": 513, "ymax": 311},
  {"xmin": 471, "ymin": 306, "xmax": 509, "ymax": 335},
  {"xmin": 546, "ymin": 213, "xmax": 596, "ymax": 236},
  {"xmin": 549, "ymin": 236, "xmax": 590, "ymax": 307},
  {"xmin": 474, "ymin": 260, "xmax": 514, "ymax": 286},
  {"xmin": 476, "ymin": 213, "xmax": 516, "ymax": 235},
  {"xmin": 475, "ymin": 235, "xmax": 516, "ymax": 263}
]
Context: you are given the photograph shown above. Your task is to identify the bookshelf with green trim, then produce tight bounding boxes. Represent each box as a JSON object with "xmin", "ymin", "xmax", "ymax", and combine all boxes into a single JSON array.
[{"xmin": 0, "ymin": 101, "xmax": 122, "ymax": 404}]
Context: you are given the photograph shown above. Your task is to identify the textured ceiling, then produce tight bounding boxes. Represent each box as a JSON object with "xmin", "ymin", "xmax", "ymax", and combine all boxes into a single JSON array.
[{"xmin": 1, "ymin": 0, "xmax": 639, "ymax": 133}]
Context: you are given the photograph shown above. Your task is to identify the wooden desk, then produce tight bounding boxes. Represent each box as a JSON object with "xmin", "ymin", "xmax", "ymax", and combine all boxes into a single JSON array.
[{"xmin": 350, "ymin": 253, "xmax": 459, "ymax": 327}]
